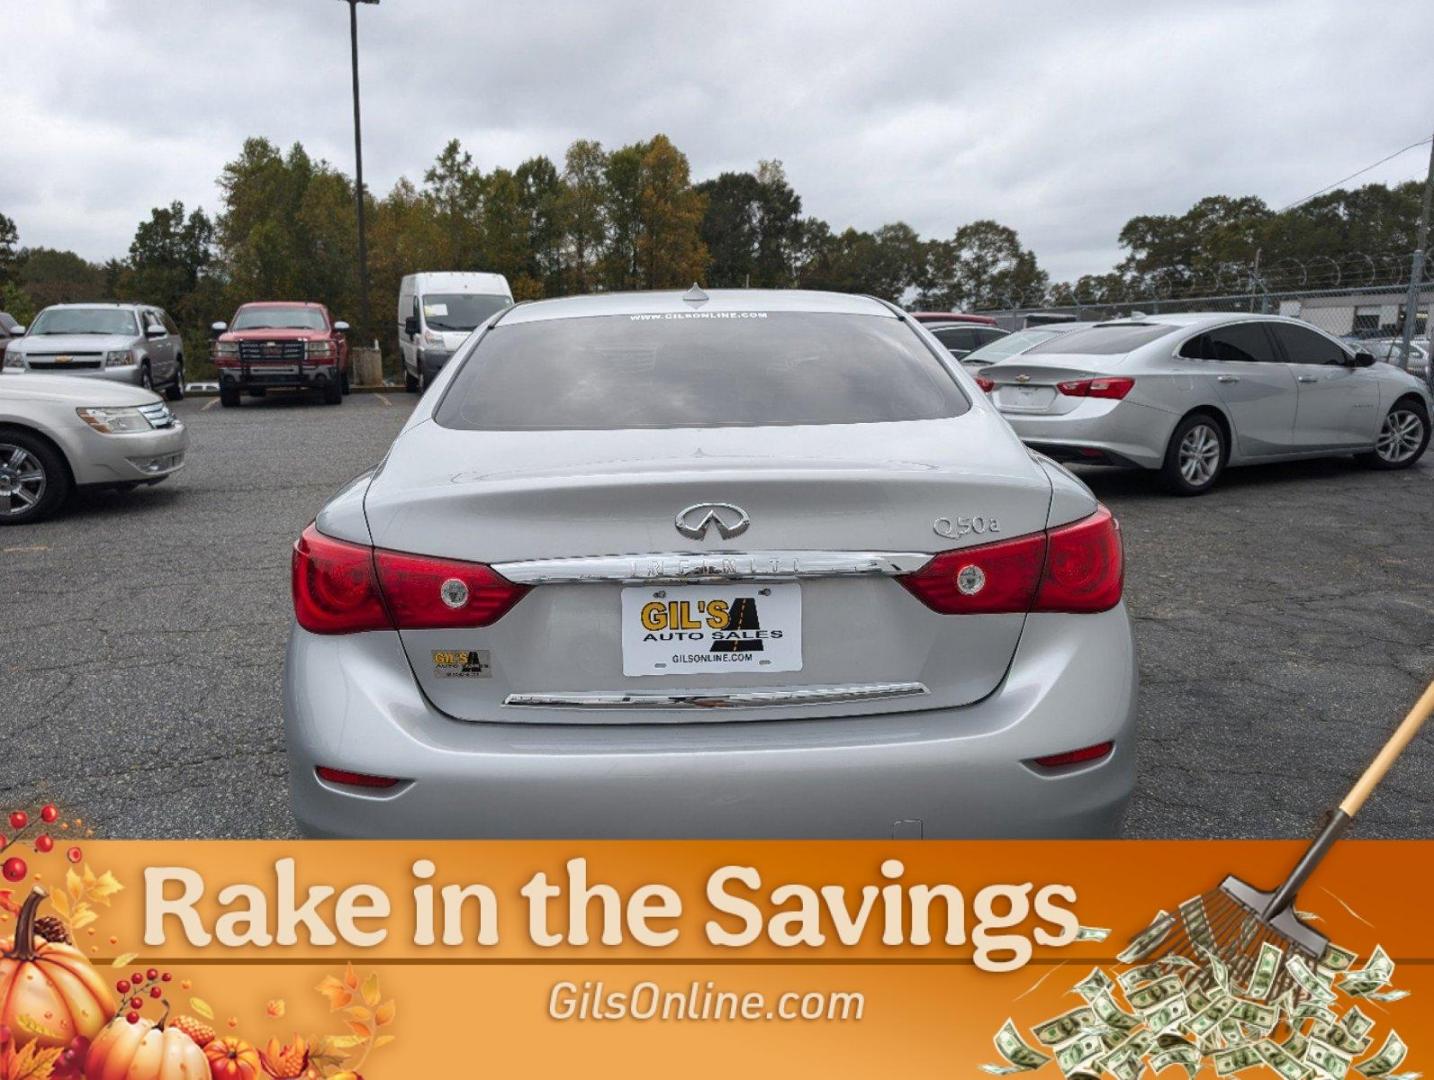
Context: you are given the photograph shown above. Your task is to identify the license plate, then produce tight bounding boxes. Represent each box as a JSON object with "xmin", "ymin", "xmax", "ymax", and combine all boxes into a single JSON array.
[
  {"xmin": 997, "ymin": 385, "xmax": 1056, "ymax": 412},
  {"xmin": 620, "ymin": 584, "xmax": 802, "ymax": 677}
]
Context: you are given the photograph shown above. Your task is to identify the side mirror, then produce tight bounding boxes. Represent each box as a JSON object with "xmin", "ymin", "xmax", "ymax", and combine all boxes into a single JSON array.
[
  {"xmin": 12, "ymin": 325, "xmax": 25, "ymax": 336},
  {"xmin": 1352, "ymin": 351, "xmax": 1376, "ymax": 368},
  {"xmin": 210, "ymin": 321, "xmax": 228, "ymax": 337},
  {"xmin": 145, "ymin": 324, "xmax": 166, "ymax": 339},
  {"xmin": 404, "ymin": 316, "xmax": 419, "ymax": 337},
  {"xmin": 334, "ymin": 321, "xmax": 350, "ymax": 333}
]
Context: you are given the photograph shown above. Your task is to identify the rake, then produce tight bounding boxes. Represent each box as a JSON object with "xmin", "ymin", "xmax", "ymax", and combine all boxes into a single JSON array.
[{"xmin": 1132, "ymin": 679, "xmax": 1434, "ymax": 1003}]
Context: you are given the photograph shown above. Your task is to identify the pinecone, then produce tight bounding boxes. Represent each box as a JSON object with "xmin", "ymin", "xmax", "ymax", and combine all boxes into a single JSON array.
[
  {"xmin": 170, "ymin": 1015, "xmax": 216, "ymax": 1048},
  {"xmin": 34, "ymin": 915, "xmax": 70, "ymax": 944}
]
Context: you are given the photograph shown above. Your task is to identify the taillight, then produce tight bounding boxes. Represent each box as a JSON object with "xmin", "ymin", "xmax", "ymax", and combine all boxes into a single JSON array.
[
  {"xmin": 897, "ymin": 506, "xmax": 1122, "ymax": 615},
  {"xmin": 1056, "ymin": 376, "xmax": 1134, "ymax": 399},
  {"xmin": 291, "ymin": 524, "xmax": 529, "ymax": 634},
  {"xmin": 974, "ymin": 375, "xmax": 995, "ymax": 393},
  {"xmin": 292, "ymin": 526, "xmax": 389, "ymax": 634},
  {"xmin": 373, "ymin": 549, "xmax": 529, "ymax": 629}
]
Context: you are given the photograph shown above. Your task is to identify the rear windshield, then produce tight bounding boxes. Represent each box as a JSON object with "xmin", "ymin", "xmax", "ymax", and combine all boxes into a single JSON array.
[
  {"xmin": 231, "ymin": 306, "xmax": 328, "ymax": 331},
  {"xmin": 422, "ymin": 293, "xmax": 511, "ymax": 332},
  {"xmin": 963, "ymin": 327, "xmax": 1065, "ymax": 363},
  {"xmin": 435, "ymin": 312, "xmax": 968, "ymax": 431},
  {"xmin": 1025, "ymin": 323, "xmax": 1178, "ymax": 356}
]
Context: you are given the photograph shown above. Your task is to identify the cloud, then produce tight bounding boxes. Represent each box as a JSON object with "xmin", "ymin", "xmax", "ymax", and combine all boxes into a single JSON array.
[{"xmin": 1, "ymin": 0, "xmax": 1431, "ymax": 283}]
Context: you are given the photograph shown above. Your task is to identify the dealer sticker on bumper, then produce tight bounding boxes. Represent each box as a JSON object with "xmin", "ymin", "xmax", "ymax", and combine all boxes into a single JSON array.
[{"xmin": 620, "ymin": 584, "xmax": 802, "ymax": 677}]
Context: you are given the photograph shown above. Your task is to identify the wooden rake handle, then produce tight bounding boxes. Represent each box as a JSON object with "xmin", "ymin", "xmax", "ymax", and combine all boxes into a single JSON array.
[
  {"xmin": 1339, "ymin": 678, "xmax": 1434, "ymax": 818},
  {"xmin": 1265, "ymin": 677, "xmax": 1434, "ymax": 919}
]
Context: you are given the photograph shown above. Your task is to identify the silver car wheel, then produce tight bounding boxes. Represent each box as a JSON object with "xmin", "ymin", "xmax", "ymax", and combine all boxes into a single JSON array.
[
  {"xmin": 1374, "ymin": 408, "xmax": 1425, "ymax": 464},
  {"xmin": 0, "ymin": 443, "xmax": 47, "ymax": 517},
  {"xmin": 1178, "ymin": 422, "xmax": 1221, "ymax": 486}
]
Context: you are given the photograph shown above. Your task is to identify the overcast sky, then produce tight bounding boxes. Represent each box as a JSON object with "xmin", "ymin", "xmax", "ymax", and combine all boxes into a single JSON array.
[{"xmin": 4, "ymin": 0, "xmax": 1433, "ymax": 282}]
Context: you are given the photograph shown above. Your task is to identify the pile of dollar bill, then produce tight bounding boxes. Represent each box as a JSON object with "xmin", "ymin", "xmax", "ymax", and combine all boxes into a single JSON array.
[{"xmin": 983, "ymin": 904, "xmax": 1414, "ymax": 1080}]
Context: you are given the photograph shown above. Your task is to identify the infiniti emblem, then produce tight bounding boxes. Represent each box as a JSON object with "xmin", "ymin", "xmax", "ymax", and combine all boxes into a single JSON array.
[{"xmin": 675, "ymin": 502, "xmax": 750, "ymax": 540}]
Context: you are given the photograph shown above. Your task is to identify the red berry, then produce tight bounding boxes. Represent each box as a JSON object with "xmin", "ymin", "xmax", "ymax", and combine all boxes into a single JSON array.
[
  {"xmin": 131, "ymin": 971, "xmax": 142, "ymax": 984},
  {"xmin": 8, "ymin": 811, "xmax": 26, "ymax": 831},
  {"xmin": 126, "ymin": 1012, "xmax": 139, "ymax": 1024},
  {"xmin": 66, "ymin": 846, "xmax": 82, "ymax": 863},
  {"xmin": 150, "ymin": 986, "xmax": 162, "ymax": 999},
  {"xmin": 146, "ymin": 967, "xmax": 158, "ymax": 981},
  {"xmin": 116, "ymin": 979, "xmax": 130, "ymax": 994},
  {"xmin": 35, "ymin": 835, "xmax": 54, "ymax": 853},
  {"xmin": 40, "ymin": 805, "xmax": 58, "ymax": 824},
  {"xmin": 1, "ymin": 857, "xmax": 26, "ymax": 882},
  {"xmin": 129, "ymin": 997, "xmax": 143, "ymax": 1010},
  {"xmin": 0, "ymin": 834, "xmax": 7, "ymax": 848},
  {"xmin": 161, "ymin": 972, "xmax": 172, "ymax": 982}
]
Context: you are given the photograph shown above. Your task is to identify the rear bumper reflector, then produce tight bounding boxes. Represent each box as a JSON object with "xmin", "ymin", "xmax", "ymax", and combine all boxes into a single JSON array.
[
  {"xmin": 504, "ymin": 682, "xmax": 930, "ymax": 710},
  {"xmin": 1032, "ymin": 741, "xmax": 1115, "ymax": 770},
  {"xmin": 315, "ymin": 766, "xmax": 403, "ymax": 789}
]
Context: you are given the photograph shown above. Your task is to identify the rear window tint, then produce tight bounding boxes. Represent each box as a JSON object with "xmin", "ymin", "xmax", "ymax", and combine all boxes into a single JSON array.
[
  {"xmin": 435, "ymin": 312, "xmax": 968, "ymax": 430},
  {"xmin": 1026, "ymin": 323, "xmax": 1178, "ymax": 355}
]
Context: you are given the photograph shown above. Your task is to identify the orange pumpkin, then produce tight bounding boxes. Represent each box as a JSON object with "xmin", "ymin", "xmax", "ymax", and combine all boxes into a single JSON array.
[
  {"xmin": 204, "ymin": 1036, "xmax": 261, "ymax": 1080},
  {"xmin": 85, "ymin": 1015, "xmax": 209, "ymax": 1080},
  {"xmin": 0, "ymin": 888, "xmax": 115, "ymax": 1050}
]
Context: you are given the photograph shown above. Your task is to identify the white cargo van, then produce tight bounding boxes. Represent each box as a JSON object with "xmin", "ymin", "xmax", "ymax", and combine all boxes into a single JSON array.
[{"xmin": 397, "ymin": 272, "xmax": 513, "ymax": 392}]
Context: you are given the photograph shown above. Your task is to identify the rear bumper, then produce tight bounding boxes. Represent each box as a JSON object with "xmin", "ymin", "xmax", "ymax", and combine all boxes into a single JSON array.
[
  {"xmin": 283, "ymin": 604, "xmax": 1138, "ymax": 839},
  {"xmin": 999, "ymin": 400, "xmax": 1177, "ymax": 470}
]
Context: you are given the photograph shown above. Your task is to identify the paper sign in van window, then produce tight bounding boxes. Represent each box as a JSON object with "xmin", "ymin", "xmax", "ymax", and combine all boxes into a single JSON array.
[{"xmin": 423, "ymin": 303, "xmax": 449, "ymax": 317}]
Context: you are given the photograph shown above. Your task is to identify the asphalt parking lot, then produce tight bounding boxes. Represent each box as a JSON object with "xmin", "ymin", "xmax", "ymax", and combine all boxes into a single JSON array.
[{"xmin": 2, "ymin": 394, "xmax": 1431, "ymax": 839}]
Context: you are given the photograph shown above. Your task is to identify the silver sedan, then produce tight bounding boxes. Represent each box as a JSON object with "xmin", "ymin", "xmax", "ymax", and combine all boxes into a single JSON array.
[
  {"xmin": 284, "ymin": 289, "xmax": 1137, "ymax": 839},
  {"xmin": 980, "ymin": 313, "xmax": 1432, "ymax": 494},
  {"xmin": 0, "ymin": 373, "xmax": 187, "ymax": 524}
]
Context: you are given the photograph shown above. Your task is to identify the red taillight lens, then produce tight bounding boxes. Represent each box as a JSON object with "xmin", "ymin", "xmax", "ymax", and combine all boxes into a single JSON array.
[
  {"xmin": 974, "ymin": 375, "xmax": 995, "ymax": 393},
  {"xmin": 316, "ymin": 766, "xmax": 401, "ymax": 789},
  {"xmin": 1056, "ymin": 376, "xmax": 1134, "ymax": 399},
  {"xmin": 897, "ymin": 532, "xmax": 1047, "ymax": 614},
  {"xmin": 898, "ymin": 506, "xmax": 1123, "ymax": 615},
  {"xmin": 373, "ymin": 549, "xmax": 529, "ymax": 629},
  {"xmin": 292, "ymin": 524, "xmax": 529, "ymax": 634},
  {"xmin": 1033, "ymin": 741, "xmax": 1114, "ymax": 769},
  {"xmin": 292, "ymin": 525, "xmax": 389, "ymax": 634},
  {"xmin": 1035, "ymin": 506, "xmax": 1123, "ymax": 613}
]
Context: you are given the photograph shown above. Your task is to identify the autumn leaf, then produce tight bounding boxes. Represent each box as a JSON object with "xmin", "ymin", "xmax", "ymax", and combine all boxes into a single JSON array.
[
  {"xmin": 65, "ymin": 869, "xmax": 83, "ymax": 904},
  {"xmin": 360, "ymin": 972, "xmax": 381, "ymax": 1008},
  {"xmin": 342, "ymin": 962, "xmax": 359, "ymax": 990},
  {"xmin": 320, "ymin": 1035, "xmax": 364, "ymax": 1053},
  {"xmin": 372, "ymin": 1034, "xmax": 396, "ymax": 1049},
  {"xmin": 2, "ymin": 1041, "xmax": 64, "ymax": 1080},
  {"xmin": 47, "ymin": 891, "xmax": 69, "ymax": 920},
  {"xmin": 344, "ymin": 1020, "xmax": 371, "ymax": 1040},
  {"xmin": 315, "ymin": 975, "xmax": 353, "ymax": 1011},
  {"xmin": 0, "ymin": 890, "xmax": 19, "ymax": 917},
  {"xmin": 111, "ymin": 952, "xmax": 138, "ymax": 968},
  {"xmin": 87, "ymin": 869, "xmax": 124, "ymax": 905},
  {"xmin": 265, "ymin": 999, "xmax": 285, "ymax": 1019},
  {"xmin": 190, "ymin": 997, "xmax": 215, "ymax": 1020},
  {"xmin": 342, "ymin": 1006, "xmax": 371, "ymax": 1025},
  {"xmin": 373, "ymin": 999, "xmax": 395, "ymax": 1027},
  {"xmin": 71, "ymin": 908, "xmax": 98, "ymax": 931}
]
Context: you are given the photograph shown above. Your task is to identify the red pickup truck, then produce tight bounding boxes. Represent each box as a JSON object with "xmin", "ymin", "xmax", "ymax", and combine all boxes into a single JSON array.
[{"xmin": 211, "ymin": 301, "xmax": 351, "ymax": 407}]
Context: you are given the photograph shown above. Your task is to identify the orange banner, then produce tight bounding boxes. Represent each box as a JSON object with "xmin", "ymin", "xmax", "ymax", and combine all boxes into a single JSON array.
[{"xmin": 1, "ymin": 840, "xmax": 1428, "ymax": 1078}]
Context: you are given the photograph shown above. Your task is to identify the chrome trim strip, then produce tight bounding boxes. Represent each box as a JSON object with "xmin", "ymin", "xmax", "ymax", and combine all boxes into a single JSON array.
[
  {"xmin": 504, "ymin": 682, "xmax": 929, "ymax": 710},
  {"xmin": 492, "ymin": 550, "xmax": 931, "ymax": 585}
]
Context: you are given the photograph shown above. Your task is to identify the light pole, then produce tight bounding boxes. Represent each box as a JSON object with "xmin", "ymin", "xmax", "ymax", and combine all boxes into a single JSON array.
[{"xmin": 339, "ymin": 0, "xmax": 378, "ymax": 341}]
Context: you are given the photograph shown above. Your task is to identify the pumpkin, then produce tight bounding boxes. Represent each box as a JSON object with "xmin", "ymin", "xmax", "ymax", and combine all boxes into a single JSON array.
[
  {"xmin": 85, "ymin": 1015, "xmax": 209, "ymax": 1080},
  {"xmin": 204, "ymin": 1036, "xmax": 261, "ymax": 1080},
  {"xmin": 0, "ymin": 887, "xmax": 115, "ymax": 1050}
]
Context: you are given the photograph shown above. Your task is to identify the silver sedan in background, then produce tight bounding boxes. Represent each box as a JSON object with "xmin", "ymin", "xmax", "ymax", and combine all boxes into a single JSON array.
[
  {"xmin": 0, "ymin": 374, "xmax": 187, "ymax": 524},
  {"xmin": 285, "ymin": 289, "xmax": 1136, "ymax": 839},
  {"xmin": 979, "ymin": 313, "xmax": 1432, "ymax": 494}
]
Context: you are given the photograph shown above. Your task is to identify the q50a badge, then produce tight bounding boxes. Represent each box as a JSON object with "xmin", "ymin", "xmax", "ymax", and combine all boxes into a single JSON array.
[{"xmin": 933, "ymin": 515, "xmax": 1000, "ymax": 539}]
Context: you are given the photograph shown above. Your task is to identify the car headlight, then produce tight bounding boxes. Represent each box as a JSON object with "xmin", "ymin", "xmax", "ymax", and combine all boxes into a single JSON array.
[
  {"xmin": 103, "ymin": 349, "xmax": 135, "ymax": 369},
  {"xmin": 213, "ymin": 341, "xmax": 238, "ymax": 358},
  {"xmin": 305, "ymin": 340, "xmax": 335, "ymax": 358},
  {"xmin": 76, "ymin": 406, "xmax": 154, "ymax": 434},
  {"xmin": 3, "ymin": 350, "xmax": 23, "ymax": 368},
  {"xmin": 422, "ymin": 329, "xmax": 445, "ymax": 346}
]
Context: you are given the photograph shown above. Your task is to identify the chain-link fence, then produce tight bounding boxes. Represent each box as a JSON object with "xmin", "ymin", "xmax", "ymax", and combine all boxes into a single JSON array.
[{"xmin": 975, "ymin": 256, "xmax": 1434, "ymax": 379}]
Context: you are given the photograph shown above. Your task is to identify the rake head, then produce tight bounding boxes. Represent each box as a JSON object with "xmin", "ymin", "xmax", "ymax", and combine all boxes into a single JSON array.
[{"xmin": 1147, "ymin": 876, "xmax": 1329, "ymax": 1004}]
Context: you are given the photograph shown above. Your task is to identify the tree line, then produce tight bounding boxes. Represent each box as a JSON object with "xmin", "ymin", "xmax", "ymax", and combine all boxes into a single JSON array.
[{"xmin": 0, "ymin": 132, "xmax": 1426, "ymax": 378}]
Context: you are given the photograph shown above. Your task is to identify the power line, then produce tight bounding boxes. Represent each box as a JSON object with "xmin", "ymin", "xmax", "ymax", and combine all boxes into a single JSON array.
[{"xmin": 1278, "ymin": 137, "xmax": 1434, "ymax": 213}]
